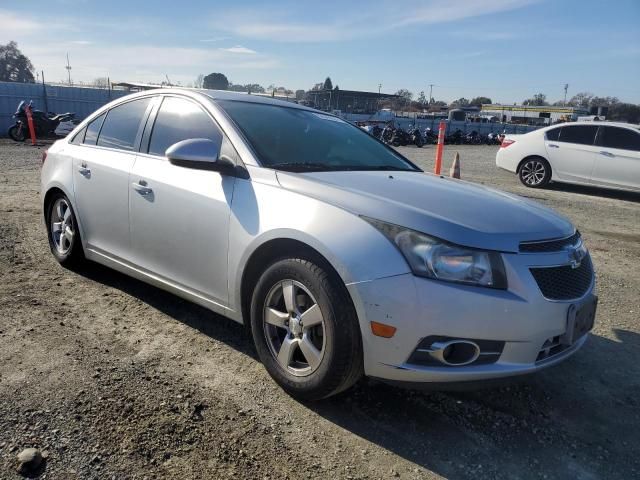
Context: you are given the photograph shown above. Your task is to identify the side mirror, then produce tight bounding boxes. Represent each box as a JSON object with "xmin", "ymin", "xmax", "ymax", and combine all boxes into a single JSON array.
[{"xmin": 166, "ymin": 138, "xmax": 233, "ymax": 172}]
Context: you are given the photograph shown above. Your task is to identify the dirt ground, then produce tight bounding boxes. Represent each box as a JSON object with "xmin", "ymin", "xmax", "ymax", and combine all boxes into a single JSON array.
[{"xmin": 0, "ymin": 139, "xmax": 639, "ymax": 480}]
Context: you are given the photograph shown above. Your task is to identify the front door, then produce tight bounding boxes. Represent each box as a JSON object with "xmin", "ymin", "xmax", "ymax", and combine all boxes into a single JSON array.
[
  {"xmin": 128, "ymin": 95, "xmax": 236, "ymax": 308},
  {"xmin": 591, "ymin": 126, "xmax": 640, "ymax": 191}
]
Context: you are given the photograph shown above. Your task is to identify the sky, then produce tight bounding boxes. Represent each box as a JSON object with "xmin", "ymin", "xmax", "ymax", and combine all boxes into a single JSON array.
[{"xmin": 1, "ymin": 0, "xmax": 639, "ymax": 104}]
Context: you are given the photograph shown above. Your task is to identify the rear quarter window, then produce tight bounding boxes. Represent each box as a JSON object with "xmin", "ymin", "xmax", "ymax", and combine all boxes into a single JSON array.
[{"xmin": 545, "ymin": 127, "xmax": 561, "ymax": 141}]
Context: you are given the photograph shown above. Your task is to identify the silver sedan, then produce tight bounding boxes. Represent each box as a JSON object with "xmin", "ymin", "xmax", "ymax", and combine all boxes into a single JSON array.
[{"xmin": 41, "ymin": 89, "xmax": 597, "ymax": 400}]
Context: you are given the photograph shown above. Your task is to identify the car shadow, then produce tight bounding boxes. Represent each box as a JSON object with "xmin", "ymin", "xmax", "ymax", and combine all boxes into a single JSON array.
[
  {"xmin": 546, "ymin": 182, "xmax": 640, "ymax": 202},
  {"xmin": 74, "ymin": 261, "xmax": 258, "ymax": 361},
  {"xmin": 73, "ymin": 261, "xmax": 640, "ymax": 479}
]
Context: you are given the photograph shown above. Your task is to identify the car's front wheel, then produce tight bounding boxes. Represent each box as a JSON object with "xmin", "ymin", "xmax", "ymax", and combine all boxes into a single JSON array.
[
  {"xmin": 250, "ymin": 257, "xmax": 363, "ymax": 400},
  {"xmin": 46, "ymin": 192, "xmax": 84, "ymax": 266},
  {"xmin": 519, "ymin": 157, "xmax": 551, "ymax": 188}
]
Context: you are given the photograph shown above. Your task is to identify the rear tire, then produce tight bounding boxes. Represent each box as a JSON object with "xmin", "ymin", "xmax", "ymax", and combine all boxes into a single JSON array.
[
  {"xmin": 250, "ymin": 257, "xmax": 363, "ymax": 401},
  {"xmin": 46, "ymin": 192, "xmax": 84, "ymax": 267},
  {"xmin": 8, "ymin": 125, "xmax": 26, "ymax": 142},
  {"xmin": 519, "ymin": 157, "xmax": 551, "ymax": 188}
]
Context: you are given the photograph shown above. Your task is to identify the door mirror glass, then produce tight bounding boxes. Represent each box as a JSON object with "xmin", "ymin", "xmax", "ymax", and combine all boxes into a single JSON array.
[{"xmin": 166, "ymin": 138, "xmax": 224, "ymax": 170}]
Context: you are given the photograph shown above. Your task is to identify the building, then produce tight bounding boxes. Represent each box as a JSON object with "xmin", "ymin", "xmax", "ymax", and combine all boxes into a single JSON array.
[
  {"xmin": 304, "ymin": 89, "xmax": 400, "ymax": 115},
  {"xmin": 481, "ymin": 104, "xmax": 590, "ymax": 125}
]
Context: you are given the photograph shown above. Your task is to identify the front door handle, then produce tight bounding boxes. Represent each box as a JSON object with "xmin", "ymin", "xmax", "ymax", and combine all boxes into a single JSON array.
[
  {"xmin": 599, "ymin": 151, "xmax": 614, "ymax": 157},
  {"xmin": 78, "ymin": 164, "xmax": 91, "ymax": 176},
  {"xmin": 548, "ymin": 144, "xmax": 560, "ymax": 148},
  {"xmin": 132, "ymin": 181, "xmax": 153, "ymax": 196}
]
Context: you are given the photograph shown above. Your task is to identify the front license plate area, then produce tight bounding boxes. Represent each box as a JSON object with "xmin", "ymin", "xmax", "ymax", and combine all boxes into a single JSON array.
[{"xmin": 562, "ymin": 296, "xmax": 597, "ymax": 345}]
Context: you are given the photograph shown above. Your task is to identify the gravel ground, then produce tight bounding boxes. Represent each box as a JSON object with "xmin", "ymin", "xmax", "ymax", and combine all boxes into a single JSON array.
[{"xmin": 0, "ymin": 139, "xmax": 639, "ymax": 479}]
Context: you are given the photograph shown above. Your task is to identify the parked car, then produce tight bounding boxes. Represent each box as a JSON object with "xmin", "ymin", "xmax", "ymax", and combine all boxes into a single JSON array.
[
  {"xmin": 496, "ymin": 122, "xmax": 640, "ymax": 192},
  {"xmin": 41, "ymin": 90, "xmax": 597, "ymax": 400}
]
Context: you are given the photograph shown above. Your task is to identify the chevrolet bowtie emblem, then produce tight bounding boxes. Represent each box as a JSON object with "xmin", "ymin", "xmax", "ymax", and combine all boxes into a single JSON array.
[{"xmin": 567, "ymin": 244, "xmax": 586, "ymax": 269}]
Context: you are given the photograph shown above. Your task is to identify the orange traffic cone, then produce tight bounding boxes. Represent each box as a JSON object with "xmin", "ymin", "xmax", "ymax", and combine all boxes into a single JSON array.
[{"xmin": 449, "ymin": 152, "xmax": 461, "ymax": 179}]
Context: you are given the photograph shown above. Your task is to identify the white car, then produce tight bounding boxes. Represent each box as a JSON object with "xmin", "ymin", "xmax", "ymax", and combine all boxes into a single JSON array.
[{"xmin": 496, "ymin": 122, "xmax": 640, "ymax": 192}]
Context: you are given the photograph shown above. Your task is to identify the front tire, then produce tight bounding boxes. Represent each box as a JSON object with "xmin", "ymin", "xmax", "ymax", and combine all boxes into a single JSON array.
[
  {"xmin": 46, "ymin": 193, "xmax": 84, "ymax": 266},
  {"xmin": 519, "ymin": 157, "xmax": 551, "ymax": 188},
  {"xmin": 250, "ymin": 258, "xmax": 363, "ymax": 400}
]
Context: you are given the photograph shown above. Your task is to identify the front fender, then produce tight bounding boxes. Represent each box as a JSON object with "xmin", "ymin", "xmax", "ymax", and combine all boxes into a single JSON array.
[{"xmin": 226, "ymin": 174, "xmax": 411, "ymax": 319}]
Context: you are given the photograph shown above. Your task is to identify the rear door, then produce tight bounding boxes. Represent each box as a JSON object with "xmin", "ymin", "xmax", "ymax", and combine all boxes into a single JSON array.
[
  {"xmin": 545, "ymin": 124, "xmax": 599, "ymax": 184},
  {"xmin": 591, "ymin": 126, "xmax": 640, "ymax": 191},
  {"xmin": 128, "ymin": 95, "xmax": 236, "ymax": 308},
  {"xmin": 72, "ymin": 97, "xmax": 152, "ymax": 260}
]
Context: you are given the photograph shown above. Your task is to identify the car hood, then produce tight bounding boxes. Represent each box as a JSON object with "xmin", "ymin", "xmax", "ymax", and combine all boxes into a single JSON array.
[{"xmin": 275, "ymin": 170, "xmax": 574, "ymax": 253}]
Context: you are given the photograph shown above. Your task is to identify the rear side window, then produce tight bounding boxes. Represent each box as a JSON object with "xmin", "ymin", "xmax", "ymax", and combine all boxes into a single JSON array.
[
  {"xmin": 545, "ymin": 127, "xmax": 561, "ymax": 141},
  {"xmin": 558, "ymin": 125, "xmax": 598, "ymax": 145},
  {"xmin": 600, "ymin": 126, "xmax": 640, "ymax": 151},
  {"xmin": 83, "ymin": 113, "xmax": 106, "ymax": 145},
  {"xmin": 147, "ymin": 97, "xmax": 222, "ymax": 156},
  {"xmin": 97, "ymin": 98, "xmax": 151, "ymax": 151}
]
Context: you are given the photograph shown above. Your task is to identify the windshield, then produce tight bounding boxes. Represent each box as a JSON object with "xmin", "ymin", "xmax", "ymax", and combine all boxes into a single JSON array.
[{"xmin": 218, "ymin": 100, "xmax": 420, "ymax": 172}]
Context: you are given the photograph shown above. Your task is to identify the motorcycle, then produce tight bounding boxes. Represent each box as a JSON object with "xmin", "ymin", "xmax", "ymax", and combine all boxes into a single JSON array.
[
  {"xmin": 8, "ymin": 100, "xmax": 76, "ymax": 141},
  {"xmin": 390, "ymin": 127, "xmax": 411, "ymax": 147},
  {"xmin": 408, "ymin": 126, "xmax": 424, "ymax": 147}
]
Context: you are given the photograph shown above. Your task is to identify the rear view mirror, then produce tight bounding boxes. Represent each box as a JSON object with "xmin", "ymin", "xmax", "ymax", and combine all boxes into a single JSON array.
[{"xmin": 166, "ymin": 138, "xmax": 231, "ymax": 171}]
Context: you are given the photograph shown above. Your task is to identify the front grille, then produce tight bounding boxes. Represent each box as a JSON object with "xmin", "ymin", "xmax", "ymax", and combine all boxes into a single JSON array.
[
  {"xmin": 520, "ymin": 231, "xmax": 581, "ymax": 253},
  {"xmin": 530, "ymin": 255, "xmax": 594, "ymax": 300}
]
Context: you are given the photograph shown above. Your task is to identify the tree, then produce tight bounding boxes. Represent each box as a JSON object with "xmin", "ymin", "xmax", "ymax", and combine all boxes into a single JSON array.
[
  {"xmin": 194, "ymin": 74, "xmax": 204, "ymax": 88},
  {"xmin": 334, "ymin": 85, "xmax": 339, "ymax": 90},
  {"xmin": 470, "ymin": 96, "xmax": 492, "ymax": 107},
  {"xmin": 417, "ymin": 91, "xmax": 427, "ymax": 106},
  {"xmin": 394, "ymin": 89, "xmax": 413, "ymax": 101},
  {"xmin": 295, "ymin": 89, "xmax": 305, "ymax": 100},
  {"xmin": 0, "ymin": 41, "xmax": 35, "ymax": 83},
  {"xmin": 568, "ymin": 92, "xmax": 593, "ymax": 107},
  {"xmin": 523, "ymin": 93, "xmax": 548, "ymax": 106},
  {"xmin": 608, "ymin": 103, "xmax": 640, "ymax": 124},
  {"xmin": 203, "ymin": 72, "xmax": 229, "ymax": 90},
  {"xmin": 452, "ymin": 97, "xmax": 470, "ymax": 107},
  {"xmin": 92, "ymin": 77, "xmax": 109, "ymax": 88},
  {"xmin": 323, "ymin": 77, "xmax": 333, "ymax": 90}
]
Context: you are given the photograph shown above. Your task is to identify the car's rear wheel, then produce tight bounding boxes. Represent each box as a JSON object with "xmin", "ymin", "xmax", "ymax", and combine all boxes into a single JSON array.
[
  {"xmin": 519, "ymin": 157, "xmax": 551, "ymax": 188},
  {"xmin": 46, "ymin": 193, "xmax": 84, "ymax": 266},
  {"xmin": 250, "ymin": 257, "xmax": 362, "ymax": 400}
]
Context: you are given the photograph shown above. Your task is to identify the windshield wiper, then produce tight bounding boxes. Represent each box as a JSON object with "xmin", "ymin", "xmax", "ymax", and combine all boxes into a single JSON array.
[
  {"xmin": 268, "ymin": 162, "xmax": 334, "ymax": 172},
  {"xmin": 334, "ymin": 165, "xmax": 419, "ymax": 172}
]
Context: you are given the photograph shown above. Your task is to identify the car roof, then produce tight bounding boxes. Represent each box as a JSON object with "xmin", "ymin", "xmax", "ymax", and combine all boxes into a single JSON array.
[
  {"xmin": 546, "ymin": 121, "xmax": 640, "ymax": 129},
  {"xmin": 195, "ymin": 89, "xmax": 317, "ymax": 111}
]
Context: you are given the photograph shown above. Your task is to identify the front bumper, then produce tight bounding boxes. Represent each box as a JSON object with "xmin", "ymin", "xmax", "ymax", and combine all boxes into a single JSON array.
[{"xmin": 347, "ymin": 250, "xmax": 595, "ymax": 385}]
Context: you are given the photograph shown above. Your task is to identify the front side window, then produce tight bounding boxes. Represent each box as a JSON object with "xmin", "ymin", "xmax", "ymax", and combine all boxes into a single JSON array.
[
  {"xmin": 218, "ymin": 100, "xmax": 419, "ymax": 172},
  {"xmin": 558, "ymin": 125, "xmax": 598, "ymax": 146},
  {"xmin": 97, "ymin": 98, "xmax": 151, "ymax": 151},
  {"xmin": 600, "ymin": 126, "xmax": 640, "ymax": 151},
  {"xmin": 83, "ymin": 112, "xmax": 106, "ymax": 145},
  {"xmin": 148, "ymin": 97, "xmax": 222, "ymax": 156}
]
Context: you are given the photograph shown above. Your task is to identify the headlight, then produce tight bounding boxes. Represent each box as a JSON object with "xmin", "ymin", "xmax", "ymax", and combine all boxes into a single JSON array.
[{"xmin": 364, "ymin": 217, "xmax": 507, "ymax": 289}]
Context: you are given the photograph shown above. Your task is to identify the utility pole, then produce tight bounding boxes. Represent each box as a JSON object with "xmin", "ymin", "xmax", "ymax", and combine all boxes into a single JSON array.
[
  {"xmin": 378, "ymin": 83, "xmax": 382, "ymax": 95},
  {"xmin": 428, "ymin": 84, "xmax": 434, "ymax": 104},
  {"xmin": 563, "ymin": 83, "xmax": 569, "ymax": 106},
  {"xmin": 65, "ymin": 53, "xmax": 72, "ymax": 85}
]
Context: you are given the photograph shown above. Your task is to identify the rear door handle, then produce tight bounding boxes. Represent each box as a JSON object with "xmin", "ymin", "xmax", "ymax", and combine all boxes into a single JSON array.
[
  {"xmin": 548, "ymin": 144, "xmax": 559, "ymax": 148},
  {"xmin": 132, "ymin": 181, "xmax": 153, "ymax": 196},
  {"xmin": 78, "ymin": 163, "xmax": 91, "ymax": 176},
  {"xmin": 599, "ymin": 151, "xmax": 614, "ymax": 157}
]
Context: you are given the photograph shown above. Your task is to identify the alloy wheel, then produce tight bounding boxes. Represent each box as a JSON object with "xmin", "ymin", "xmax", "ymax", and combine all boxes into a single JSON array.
[
  {"xmin": 263, "ymin": 280, "xmax": 326, "ymax": 377},
  {"xmin": 50, "ymin": 198, "xmax": 75, "ymax": 256},
  {"xmin": 521, "ymin": 160, "xmax": 547, "ymax": 186}
]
